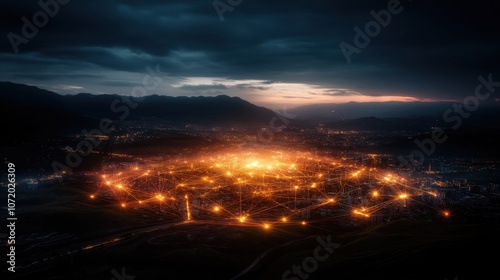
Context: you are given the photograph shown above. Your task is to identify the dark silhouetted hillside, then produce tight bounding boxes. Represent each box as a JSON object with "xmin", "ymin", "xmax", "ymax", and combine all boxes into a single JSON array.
[{"xmin": 0, "ymin": 82, "xmax": 277, "ymax": 143}]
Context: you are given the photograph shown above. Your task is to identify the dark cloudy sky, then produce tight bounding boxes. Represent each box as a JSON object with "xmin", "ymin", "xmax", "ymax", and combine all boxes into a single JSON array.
[{"xmin": 1, "ymin": 0, "xmax": 499, "ymax": 108}]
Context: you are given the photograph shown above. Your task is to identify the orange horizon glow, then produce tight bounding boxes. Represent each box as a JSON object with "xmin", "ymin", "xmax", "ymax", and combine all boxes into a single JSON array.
[{"xmin": 170, "ymin": 77, "xmax": 445, "ymax": 108}]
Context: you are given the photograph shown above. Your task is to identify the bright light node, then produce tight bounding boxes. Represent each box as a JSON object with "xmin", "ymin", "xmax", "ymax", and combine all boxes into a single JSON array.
[
  {"xmin": 263, "ymin": 223, "xmax": 270, "ymax": 229},
  {"xmin": 399, "ymin": 193, "xmax": 408, "ymax": 199},
  {"xmin": 353, "ymin": 209, "xmax": 370, "ymax": 217},
  {"xmin": 214, "ymin": 206, "xmax": 220, "ymax": 212},
  {"xmin": 301, "ymin": 221, "xmax": 307, "ymax": 225},
  {"xmin": 121, "ymin": 203, "xmax": 126, "ymax": 208},
  {"xmin": 282, "ymin": 217, "xmax": 288, "ymax": 222},
  {"xmin": 372, "ymin": 191, "xmax": 379, "ymax": 197},
  {"xmin": 90, "ymin": 194, "xmax": 95, "ymax": 199}
]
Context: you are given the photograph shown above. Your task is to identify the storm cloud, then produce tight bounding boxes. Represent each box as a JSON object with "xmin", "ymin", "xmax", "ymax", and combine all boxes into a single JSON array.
[{"xmin": 1, "ymin": 0, "xmax": 499, "ymax": 107}]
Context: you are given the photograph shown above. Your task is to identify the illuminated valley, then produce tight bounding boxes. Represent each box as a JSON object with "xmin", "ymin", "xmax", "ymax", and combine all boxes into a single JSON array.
[{"xmin": 91, "ymin": 148, "xmax": 451, "ymax": 229}]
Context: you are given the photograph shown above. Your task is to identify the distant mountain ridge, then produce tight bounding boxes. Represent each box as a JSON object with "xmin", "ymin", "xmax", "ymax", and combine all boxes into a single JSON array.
[
  {"xmin": 290, "ymin": 101, "xmax": 500, "ymax": 120},
  {"xmin": 2, "ymin": 81, "xmax": 500, "ymax": 144},
  {"xmin": 289, "ymin": 100, "xmax": 500, "ymax": 132},
  {"xmin": 0, "ymin": 81, "xmax": 276, "ymax": 142},
  {"xmin": 0, "ymin": 81, "xmax": 275, "ymax": 123}
]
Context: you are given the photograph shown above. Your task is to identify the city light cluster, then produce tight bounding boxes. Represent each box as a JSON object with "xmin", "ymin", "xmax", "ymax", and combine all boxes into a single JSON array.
[{"xmin": 90, "ymin": 148, "xmax": 450, "ymax": 228}]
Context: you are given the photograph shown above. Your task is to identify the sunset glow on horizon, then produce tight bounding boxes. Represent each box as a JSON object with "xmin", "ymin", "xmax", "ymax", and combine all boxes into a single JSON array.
[{"xmin": 170, "ymin": 77, "xmax": 427, "ymax": 108}]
